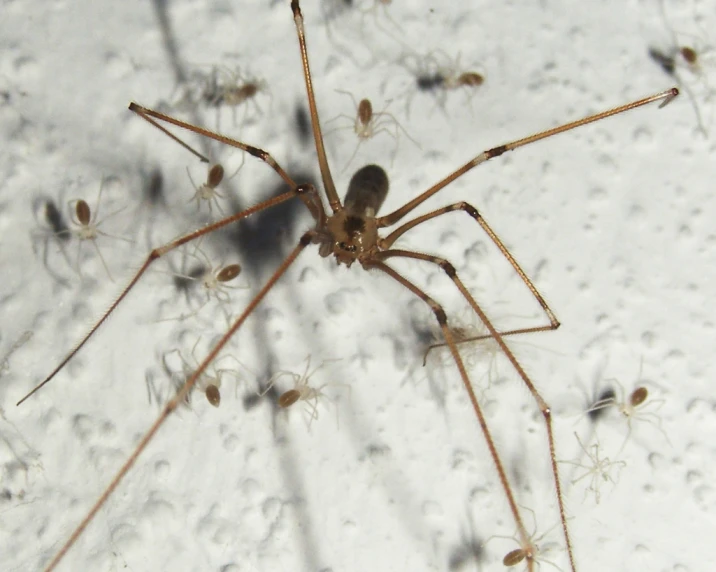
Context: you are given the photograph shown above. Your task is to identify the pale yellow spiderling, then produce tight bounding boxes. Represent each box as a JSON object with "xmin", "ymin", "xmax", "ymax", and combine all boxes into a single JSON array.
[
  {"xmin": 67, "ymin": 178, "xmax": 132, "ymax": 281},
  {"xmin": 560, "ymin": 432, "xmax": 626, "ymax": 505},
  {"xmin": 259, "ymin": 356, "xmax": 349, "ymax": 429},
  {"xmin": 161, "ymin": 337, "xmax": 244, "ymax": 408}
]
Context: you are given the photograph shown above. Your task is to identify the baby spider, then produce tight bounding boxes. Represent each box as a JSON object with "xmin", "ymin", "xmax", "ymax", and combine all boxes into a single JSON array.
[
  {"xmin": 259, "ymin": 356, "xmax": 348, "ymax": 428},
  {"xmin": 157, "ymin": 245, "xmax": 244, "ymax": 324},
  {"xmin": 400, "ymin": 49, "xmax": 485, "ymax": 116},
  {"xmin": 203, "ymin": 65, "xmax": 271, "ymax": 127},
  {"xmin": 326, "ymin": 90, "xmax": 418, "ymax": 172},
  {"xmin": 67, "ymin": 178, "xmax": 131, "ymax": 282},
  {"xmin": 561, "ymin": 432, "xmax": 626, "ymax": 505},
  {"xmin": 586, "ymin": 361, "xmax": 670, "ymax": 454},
  {"xmin": 486, "ymin": 506, "xmax": 564, "ymax": 571},
  {"xmin": 650, "ymin": 0, "xmax": 715, "ymax": 135},
  {"xmin": 658, "ymin": 0, "xmax": 714, "ymax": 82},
  {"xmin": 186, "ymin": 155, "xmax": 244, "ymax": 217},
  {"xmin": 161, "ymin": 337, "xmax": 244, "ymax": 408}
]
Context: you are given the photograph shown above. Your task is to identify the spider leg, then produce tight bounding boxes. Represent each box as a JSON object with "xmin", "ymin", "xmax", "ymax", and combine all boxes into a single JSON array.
[
  {"xmin": 378, "ymin": 201, "xmax": 561, "ymax": 361},
  {"xmin": 365, "ymin": 258, "xmax": 539, "ymax": 571},
  {"xmin": 42, "ymin": 233, "xmax": 313, "ymax": 571},
  {"xmin": 369, "ymin": 251, "xmax": 576, "ymax": 572},
  {"xmin": 17, "ymin": 187, "xmax": 306, "ymax": 406},
  {"xmin": 376, "ymin": 89, "xmax": 678, "ymax": 229}
]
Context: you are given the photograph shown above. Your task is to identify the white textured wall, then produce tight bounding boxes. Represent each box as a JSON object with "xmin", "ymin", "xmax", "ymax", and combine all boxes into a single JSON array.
[{"xmin": 0, "ymin": 1, "xmax": 713, "ymax": 571}]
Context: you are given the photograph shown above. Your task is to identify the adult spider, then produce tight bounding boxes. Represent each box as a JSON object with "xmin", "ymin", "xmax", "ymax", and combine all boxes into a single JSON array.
[{"xmin": 14, "ymin": 2, "xmax": 680, "ymax": 571}]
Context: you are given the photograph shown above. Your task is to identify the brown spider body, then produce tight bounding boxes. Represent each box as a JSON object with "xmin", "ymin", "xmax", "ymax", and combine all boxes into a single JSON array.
[
  {"xmin": 503, "ymin": 547, "xmax": 530, "ymax": 566},
  {"xmin": 316, "ymin": 164, "xmax": 387, "ymax": 266},
  {"xmin": 204, "ymin": 384, "xmax": 221, "ymax": 407}
]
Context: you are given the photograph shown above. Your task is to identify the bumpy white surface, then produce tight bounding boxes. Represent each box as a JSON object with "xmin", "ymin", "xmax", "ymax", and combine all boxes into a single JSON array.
[{"xmin": 1, "ymin": 1, "xmax": 714, "ymax": 571}]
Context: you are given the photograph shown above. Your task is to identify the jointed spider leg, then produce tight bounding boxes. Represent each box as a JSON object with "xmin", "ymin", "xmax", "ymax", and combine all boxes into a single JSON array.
[
  {"xmin": 17, "ymin": 189, "xmax": 306, "ymax": 406},
  {"xmin": 381, "ymin": 200, "xmax": 561, "ymax": 353},
  {"xmin": 42, "ymin": 233, "xmax": 314, "ymax": 572},
  {"xmin": 371, "ymin": 250, "xmax": 576, "ymax": 572},
  {"xmin": 376, "ymin": 88, "xmax": 678, "ymax": 229},
  {"xmin": 367, "ymin": 258, "xmax": 539, "ymax": 571}
]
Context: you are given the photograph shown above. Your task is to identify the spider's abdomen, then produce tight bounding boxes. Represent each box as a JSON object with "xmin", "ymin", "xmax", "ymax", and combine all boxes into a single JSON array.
[{"xmin": 344, "ymin": 164, "xmax": 389, "ymax": 217}]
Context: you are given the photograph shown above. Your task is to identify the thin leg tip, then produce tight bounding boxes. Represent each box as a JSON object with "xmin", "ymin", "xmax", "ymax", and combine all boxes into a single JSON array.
[{"xmin": 658, "ymin": 87, "xmax": 679, "ymax": 109}]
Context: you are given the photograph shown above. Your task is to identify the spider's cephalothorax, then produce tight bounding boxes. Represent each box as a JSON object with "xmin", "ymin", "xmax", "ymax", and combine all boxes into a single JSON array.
[{"xmin": 318, "ymin": 164, "xmax": 388, "ymax": 266}]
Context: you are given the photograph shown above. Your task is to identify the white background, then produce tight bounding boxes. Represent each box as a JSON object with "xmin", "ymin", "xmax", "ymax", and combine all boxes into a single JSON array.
[{"xmin": 1, "ymin": 1, "xmax": 714, "ymax": 571}]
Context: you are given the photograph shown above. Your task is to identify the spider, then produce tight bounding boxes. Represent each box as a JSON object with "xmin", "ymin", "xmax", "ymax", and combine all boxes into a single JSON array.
[
  {"xmin": 66, "ymin": 178, "xmax": 132, "ymax": 282},
  {"xmin": 561, "ymin": 432, "xmax": 626, "ymax": 505},
  {"xmin": 160, "ymin": 336, "xmax": 245, "ymax": 408},
  {"xmin": 16, "ymin": 2, "xmax": 679, "ymax": 571},
  {"xmin": 202, "ymin": 65, "xmax": 271, "ymax": 127},
  {"xmin": 155, "ymin": 243, "xmax": 245, "ymax": 325},
  {"xmin": 258, "ymin": 355, "xmax": 348, "ymax": 429},
  {"xmin": 400, "ymin": 49, "xmax": 485, "ymax": 116},
  {"xmin": 185, "ymin": 154, "xmax": 244, "ymax": 217},
  {"xmin": 585, "ymin": 362, "xmax": 670, "ymax": 455},
  {"xmin": 649, "ymin": 0, "xmax": 715, "ymax": 135},
  {"xmin": 325, "ymin": 90, "xmax": 419, "ymax": 172},
  {"xmin": 485, "ymin": 505, "xmax": 565, "ymax": 572}
]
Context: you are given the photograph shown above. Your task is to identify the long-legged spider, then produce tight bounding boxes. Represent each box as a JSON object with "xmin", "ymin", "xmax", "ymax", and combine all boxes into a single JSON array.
[
  {"xmin": 16, "ymin": 2, "xmax": 679, "ymax": 571},
  {"xmin": 649, "ymin": 0, "xmax": 715, "ymax": 135}
]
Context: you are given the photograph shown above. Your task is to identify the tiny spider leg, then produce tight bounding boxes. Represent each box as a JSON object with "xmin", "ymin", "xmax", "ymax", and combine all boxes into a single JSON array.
[
  {"xmin": 0, "ymin": 331, "xmax": 33, "ymax": 377},
  {"xmin": 67, "ymin": 178, "xmax": 132, "ymax": 282},
  {"xmin": 326, "ymin": 89, "xmax": 420, "ymax": 172},
  {"xmin": 355, "ymin": 0, "xmax": 404, "ymax": 41},
  {"xmin": 356, "ymin": 0, "xmax": 406, "ymax": 49}
]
